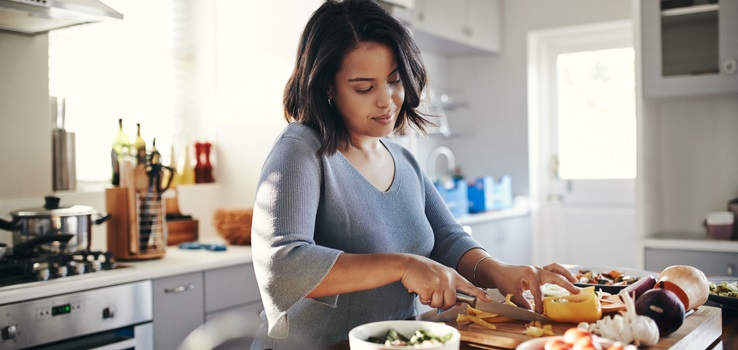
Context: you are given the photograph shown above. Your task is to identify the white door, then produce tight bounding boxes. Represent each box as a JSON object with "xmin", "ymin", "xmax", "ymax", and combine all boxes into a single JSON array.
[{"xmin": 528, "ymin": 21, "xmax": 638, "ymax": 268}]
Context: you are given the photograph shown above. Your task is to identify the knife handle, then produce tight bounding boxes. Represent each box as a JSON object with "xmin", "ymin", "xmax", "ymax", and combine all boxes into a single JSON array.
[{"xmin": 456, "ymin": 292, "xmax": 475, "ymax": 305}]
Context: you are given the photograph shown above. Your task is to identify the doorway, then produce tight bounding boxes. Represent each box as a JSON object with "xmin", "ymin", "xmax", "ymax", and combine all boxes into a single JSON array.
[{"xmin": 528, "ymin": 20, "xmax": 638, "ymax": 268}]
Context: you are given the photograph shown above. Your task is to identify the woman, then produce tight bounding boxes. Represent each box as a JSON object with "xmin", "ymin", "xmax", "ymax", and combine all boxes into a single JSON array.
[{"xmin": 251, "ymin": 1, "xmax": 579, "ymax": 348}]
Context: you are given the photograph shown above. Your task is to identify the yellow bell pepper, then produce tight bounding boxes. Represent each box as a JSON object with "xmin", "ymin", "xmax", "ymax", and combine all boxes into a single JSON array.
[{"xmin": 543, "ymin": 286, "xmax": 602, "ymax": 323}]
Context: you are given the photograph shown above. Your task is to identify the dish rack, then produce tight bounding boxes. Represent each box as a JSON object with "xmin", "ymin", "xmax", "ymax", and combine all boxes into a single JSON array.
[{"xmin": 105, "ymin": 187, "xmax": 166, "ymax": 260}]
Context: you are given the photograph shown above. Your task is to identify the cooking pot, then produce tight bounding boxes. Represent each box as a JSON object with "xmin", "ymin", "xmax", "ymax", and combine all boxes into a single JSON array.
[{"xmin": 0, "ymin": 196, "xmax": 109, "ymax": 255}]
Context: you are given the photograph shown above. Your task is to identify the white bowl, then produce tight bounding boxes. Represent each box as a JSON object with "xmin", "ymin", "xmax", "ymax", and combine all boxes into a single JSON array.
[
  {"xmin": 348, "ymin": 320, "xmax": 460, "ymax": 349},
  {"xmin": 516, "ymin": 335, "xmax": 615, "ymax": 350}
]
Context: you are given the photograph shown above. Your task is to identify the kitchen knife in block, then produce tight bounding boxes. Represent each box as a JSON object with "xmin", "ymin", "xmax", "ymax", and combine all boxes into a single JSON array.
[{"xmin": 456, "ymin": 290, "xmax": 550, "ymax": 322}]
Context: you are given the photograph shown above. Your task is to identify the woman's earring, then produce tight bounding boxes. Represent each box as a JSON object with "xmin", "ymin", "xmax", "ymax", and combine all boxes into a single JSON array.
[{"xmin": 328, "ymin": 97, "xmax": 334, "ymax": 107}]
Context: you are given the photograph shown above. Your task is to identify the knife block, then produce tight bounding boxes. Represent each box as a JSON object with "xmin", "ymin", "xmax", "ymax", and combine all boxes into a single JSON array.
[{"xmin": 106, "ymin": 187, "xmax": 166, "ymax": 260}]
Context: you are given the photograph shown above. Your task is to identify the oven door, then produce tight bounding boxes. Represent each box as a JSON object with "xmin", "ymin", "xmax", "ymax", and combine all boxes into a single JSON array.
[
  {"xmin": 0, "ymin": 281, "xmax": 152, "ymax": 350},
  {"xmin": 31, "ymin": 323, "xmax": 152, "ymax": 350}
]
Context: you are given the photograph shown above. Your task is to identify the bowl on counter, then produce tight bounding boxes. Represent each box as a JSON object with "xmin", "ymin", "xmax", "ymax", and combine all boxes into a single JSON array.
[{"xmin": 348, "ymin": 320, "xmax": 460, "ymax": 349}]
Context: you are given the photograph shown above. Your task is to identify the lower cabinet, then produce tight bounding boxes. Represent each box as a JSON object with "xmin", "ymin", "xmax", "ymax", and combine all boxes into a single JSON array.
[
  {"xmin": 645, "ymin": 248, "xmax": 737, "ymax": 277},
  {"xmin": 152, "ymin": 263, "xmax": 263, "ymax": 350},
  {"xmin": 152, "ymin": 272, "xmax": 205, "ymax": 350}
]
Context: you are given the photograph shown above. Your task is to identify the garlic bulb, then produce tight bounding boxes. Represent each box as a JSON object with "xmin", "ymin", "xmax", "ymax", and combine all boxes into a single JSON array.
[
  {"xmin": 630, "ymin": 315, "xmax": 660, "ymax": 346},
  {"xmin": 588, "ymin": 292, "xmax": 660, "ymax": 346},
  {"xmin": 622, "ymin": 291, "xmax": 660, "ymax": 346},
  {"xmin": 595, "ymin": 314, "xmax": 633, "ymax": 344}
]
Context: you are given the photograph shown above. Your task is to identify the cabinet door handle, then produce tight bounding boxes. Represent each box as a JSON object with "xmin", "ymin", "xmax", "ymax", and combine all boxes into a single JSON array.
[
  {"xmin": 164, "ymin": 283, "xmax": 195, "ymax": 294},
  {"xmin": 727, "ymin": 263, "xmax": 734, "ymax": 277}
]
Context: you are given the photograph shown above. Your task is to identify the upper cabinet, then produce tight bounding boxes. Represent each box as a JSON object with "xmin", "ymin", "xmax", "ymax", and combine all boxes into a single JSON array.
[
  {"xmin": 410, "ymin": 0, "xmax": 501, "ymax": 55},
  {"xmin": 642, "ymin": 0, "xmax": 738, "ymax": 97}
]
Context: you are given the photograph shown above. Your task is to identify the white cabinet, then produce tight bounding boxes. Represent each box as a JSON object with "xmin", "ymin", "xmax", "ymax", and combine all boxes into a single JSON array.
[
  {"xmin": 152, "ymin": 264, "xmax": 263, "ymax": 350},
  {"xmin": 204, "ymin": 264, "xmax": 262, "ymax": 316},
  {"xmin": 466, "ymin": 216, "xmax": 531, "ymax": 265},
  {"xmin": 645, "ymin": 248, "xmax": 737, "ymax": 276},
  {"xmin": 152, "ymin": 272, "xmax": 205, "ymax": 350},
  {"xmin": 641, "ymin": 0, "xmax": 738, "ymax": 96},
  {"xmin": 411, "ymin": 0, "xmax": 501, "ymax": 55}
]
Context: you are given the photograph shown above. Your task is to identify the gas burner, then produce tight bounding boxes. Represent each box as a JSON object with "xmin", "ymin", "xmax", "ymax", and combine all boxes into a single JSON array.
[{"xmin": 0, "ymin": 250, "xmax": 121, "ymax": 287}]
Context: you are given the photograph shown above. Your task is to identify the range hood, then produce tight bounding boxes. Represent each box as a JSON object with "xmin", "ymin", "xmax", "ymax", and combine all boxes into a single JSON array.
[{"xmin": 0, "ymin": 0, "xmax": 123, "ymax": 35}]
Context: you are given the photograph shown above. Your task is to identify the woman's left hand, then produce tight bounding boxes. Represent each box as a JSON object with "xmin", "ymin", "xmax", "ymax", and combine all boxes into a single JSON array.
[{"xmin": 478, "ymin": 261, "xmax": 579, "ymax": 314}]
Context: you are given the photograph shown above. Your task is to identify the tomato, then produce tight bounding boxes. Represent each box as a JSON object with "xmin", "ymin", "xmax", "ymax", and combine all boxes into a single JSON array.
[
  {"xmin": 544, "ymin": 337, "xmax": 570, "ymax": 350},
  {"xmin": 572, "ymin": 334, "xmax": 602, "ymax": 350},
  {"xmin": 563, "ymin": 328, "xmax": 591, "ymax": 345}
]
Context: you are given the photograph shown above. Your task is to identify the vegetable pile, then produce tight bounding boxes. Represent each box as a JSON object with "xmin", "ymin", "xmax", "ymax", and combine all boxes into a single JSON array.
[
  {"xmin": 366, "ymin": 328, "xmax": 452, "ymax": 347},
  {"xmin": 709, "ymin": 280, "xmax": 738, "ymax": 298},
  {"xmin": 579, "ymin": 264, "xmax": 710, "ymax": 345},
  {"xmin": 575, "ymin": 269, "xmax": 639, "ymax": 286},
  {"xmin": 581, "ymin": 291, "xmax": 660, "ymax": 346}
]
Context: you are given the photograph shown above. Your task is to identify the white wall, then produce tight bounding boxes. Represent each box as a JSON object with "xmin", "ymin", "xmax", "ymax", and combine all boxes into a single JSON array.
[
  {"xmin": 439, "ymin": 0, "xmax": 632, "ymax": 196},
  {"xmin": 190, "ymin": 0, "xmax": 323, "ymax": 209}
]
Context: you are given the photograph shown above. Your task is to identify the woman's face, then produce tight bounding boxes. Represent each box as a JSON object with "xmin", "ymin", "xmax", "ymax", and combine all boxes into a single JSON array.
[{"xmin": 331, "ymin": 41, "xmax": 405, "ymax": 140}]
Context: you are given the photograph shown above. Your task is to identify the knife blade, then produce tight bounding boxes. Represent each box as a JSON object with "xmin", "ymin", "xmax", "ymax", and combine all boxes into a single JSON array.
[{"xmin": 457, "ymin": 289, "xmax": 551, "ymax": 322}]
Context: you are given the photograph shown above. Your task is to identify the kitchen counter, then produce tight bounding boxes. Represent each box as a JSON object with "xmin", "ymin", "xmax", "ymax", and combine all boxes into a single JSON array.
[
  {"xmin": 455, "ymin": 196, "xmax": 530, "ymax": 226},
  {"xmin": 0, "ymin": 245, "xmax": 253, "ymax": 305},
  {"xmin": 644, "ymin": 232, "xmax": 738, "ymax": 253}
]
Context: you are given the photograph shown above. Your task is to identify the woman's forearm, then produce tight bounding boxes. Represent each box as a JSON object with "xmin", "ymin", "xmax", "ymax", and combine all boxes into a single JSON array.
[
  {"xmin": 306, "ymin": 252, "xmax": 410, "ymax": 298},
  {"xmin": 457, "ymin": 248, "xmax": 503, "ymax": 288}
]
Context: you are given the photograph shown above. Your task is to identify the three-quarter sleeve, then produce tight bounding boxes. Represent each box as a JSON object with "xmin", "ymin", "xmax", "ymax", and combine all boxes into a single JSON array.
[{"xmin": 251, "ymin": 134, "xmax": 342, "ymax": 338}]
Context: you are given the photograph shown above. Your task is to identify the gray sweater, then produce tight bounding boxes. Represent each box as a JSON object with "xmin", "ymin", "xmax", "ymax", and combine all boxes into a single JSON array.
[{"xmin": 251, "ymin": 123, "xmax": 482, "ymax": 349}]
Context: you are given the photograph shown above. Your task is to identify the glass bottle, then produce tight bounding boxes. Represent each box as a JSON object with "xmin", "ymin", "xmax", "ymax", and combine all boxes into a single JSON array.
[
  {"xmin": 203, "ymin": 142, "xmax": 214, "ymax": 183},
  {"xmin": 178, "ymin": 144, "xmax": 195, "ymax": 185},
  {"xmin": 194, "ymin": 142, "xmax": 205, "ymax": 183},
  {"xmin": 111, "ymin": 118, "xmax": 130, "ymax": 186},
  {"xmin": 134, "ymin": 123, "xmax": 147, "ymax": 167}
]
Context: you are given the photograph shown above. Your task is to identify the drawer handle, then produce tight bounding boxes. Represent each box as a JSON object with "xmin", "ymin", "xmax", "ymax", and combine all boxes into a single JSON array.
[
  {"xmin": 728, "ymin": 263, "xmax": 734, "ymax": 277},
  {"xmin": 165, "ymin": 283, "xmax": 195, "ymax": 294}
]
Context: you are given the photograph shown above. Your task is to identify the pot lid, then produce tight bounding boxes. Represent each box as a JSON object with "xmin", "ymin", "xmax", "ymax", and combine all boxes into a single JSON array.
[{"xmin": 10, "ymin": 196, "xmax": 97, "ymax": 217}]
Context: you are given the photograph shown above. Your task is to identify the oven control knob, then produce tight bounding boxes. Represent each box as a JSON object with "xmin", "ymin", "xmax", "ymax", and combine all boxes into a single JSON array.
[
  {"xmin": 1, "ymin": 325, "xmax": 17, "ymax": 340},
  {"xmin": 103, "ymin": 307, "xmax": 115, "ymax": 319}
]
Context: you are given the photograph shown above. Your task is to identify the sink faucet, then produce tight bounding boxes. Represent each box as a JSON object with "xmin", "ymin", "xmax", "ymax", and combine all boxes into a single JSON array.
[{"xmin": 427, "ymin": 146, "xmax": 456, "ymax": 181}]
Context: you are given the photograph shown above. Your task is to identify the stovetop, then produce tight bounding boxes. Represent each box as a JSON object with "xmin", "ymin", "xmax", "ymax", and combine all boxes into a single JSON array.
[{"xmin": 0, "ymin": 250, "xmax": 120, "ymax": 288}]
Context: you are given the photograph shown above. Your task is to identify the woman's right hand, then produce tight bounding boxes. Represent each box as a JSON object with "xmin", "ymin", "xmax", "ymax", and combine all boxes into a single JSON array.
[{"xmin": 400, "ymin": 254, "xmax": 491, "ymax": 310}]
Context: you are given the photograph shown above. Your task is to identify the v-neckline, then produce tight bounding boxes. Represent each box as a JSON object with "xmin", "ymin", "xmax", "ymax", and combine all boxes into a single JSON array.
[{"xmin": 337, "ymin": 140, "xmax": 397, "ymax": 193}]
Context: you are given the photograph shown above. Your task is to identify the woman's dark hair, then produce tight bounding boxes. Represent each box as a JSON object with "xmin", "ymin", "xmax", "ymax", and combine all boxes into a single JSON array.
[{"xmin": 283, "ymin": 0, "xmax": 431, "ymax": 155}]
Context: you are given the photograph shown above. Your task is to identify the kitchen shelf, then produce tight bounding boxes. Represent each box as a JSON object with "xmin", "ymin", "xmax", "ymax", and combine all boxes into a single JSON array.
[
  {"xmin": 662, "ymin": 3, "xmax": 719, "ymax": 17},
  {"xmin": 644, "ymin": 232, "xmax": 738, "ymax": 253}
]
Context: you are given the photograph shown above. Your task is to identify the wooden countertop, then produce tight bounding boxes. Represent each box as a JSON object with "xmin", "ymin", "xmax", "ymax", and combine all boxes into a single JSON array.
[
  {"xmin": 329, "ymin": 305, "xmax": 725, "ymax": 350},
  {"xmin": 422, "ymin": 305, "xmax": 721, "ymax": 349}
]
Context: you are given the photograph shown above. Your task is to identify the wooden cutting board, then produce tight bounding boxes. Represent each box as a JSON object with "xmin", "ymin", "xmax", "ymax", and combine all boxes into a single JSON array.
[{"xmin": 420, "ymin": 305, "xmax": 722, "ymax": 349}]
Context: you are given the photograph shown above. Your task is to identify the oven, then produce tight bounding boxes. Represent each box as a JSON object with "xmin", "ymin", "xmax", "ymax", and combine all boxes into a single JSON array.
[{"xmin": 0, "ymin": 280, "xmax": 153, "ymax": 350}]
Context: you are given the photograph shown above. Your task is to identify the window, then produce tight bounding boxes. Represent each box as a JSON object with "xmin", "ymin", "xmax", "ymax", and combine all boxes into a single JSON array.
[
  {"xmin": 49, "ymin": 0, "xmax": 193, "ymax": 184},
  {"xmin": 556, "ymin": 47, "xmax": 636, "ymax": 179}
]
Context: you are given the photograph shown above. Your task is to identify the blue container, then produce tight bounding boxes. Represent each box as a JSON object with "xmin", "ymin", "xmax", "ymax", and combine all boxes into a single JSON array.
[
  {"xmin": 467, "ymin": 176, "xmax": 495, "ymax": 213},
  {"xmin": 492, "ymin": 176, "xmax": 513, "ymax": 210},
  {"xmin": 435, "ymin": 179, "xmax": 469, "ymax": 218},
  {"xmin": 466, "ymin": 176, "xmax": 513, "ymax": 212}
]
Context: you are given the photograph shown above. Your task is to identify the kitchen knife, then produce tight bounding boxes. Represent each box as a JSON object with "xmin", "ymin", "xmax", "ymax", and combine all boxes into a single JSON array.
[{"xmin": 456, "ymin": 289, "xmax": 551, "ymax": 322}]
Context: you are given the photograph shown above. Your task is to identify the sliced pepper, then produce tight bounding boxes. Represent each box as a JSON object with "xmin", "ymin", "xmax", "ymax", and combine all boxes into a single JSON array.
[{"xmin": 543, "ymin": 286, "xmax": 602, "ymax": 323}]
